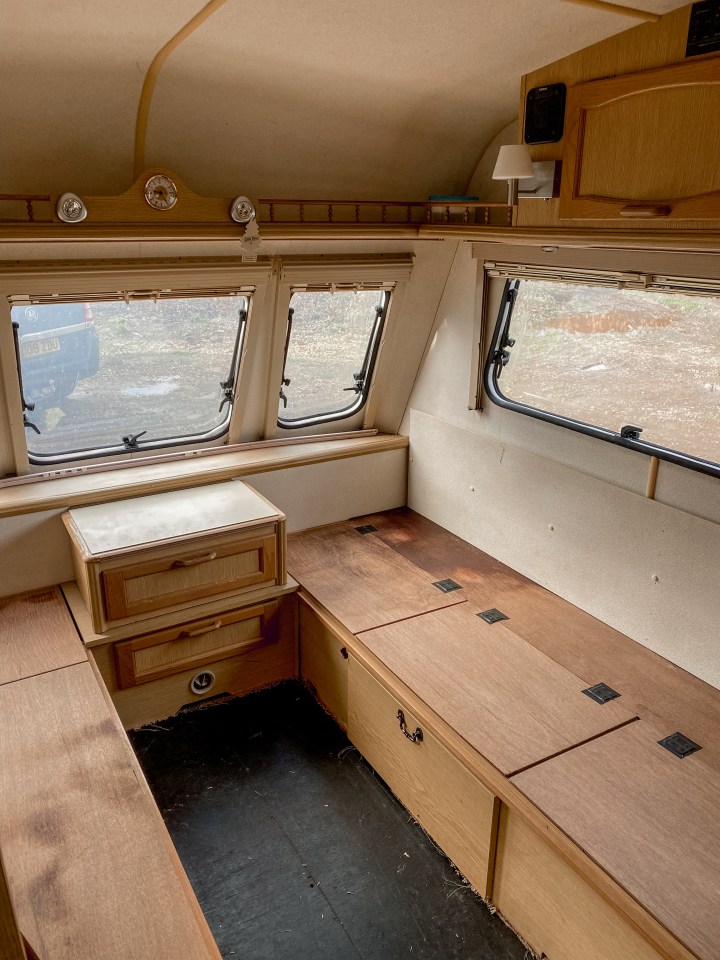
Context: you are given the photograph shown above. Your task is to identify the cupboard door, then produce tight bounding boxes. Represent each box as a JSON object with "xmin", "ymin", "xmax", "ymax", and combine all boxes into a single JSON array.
[
  {"xmin": 298, "ymin": 596, "xmax": 348, "ymax": 729},
  {"xmin": 493, "ymin": 807, "xmax": 665, "ymax": 960},
  {"xmin": 348, "ymin": 656, "xmax": 497, "ymax": 898},
  {"xmin": 560, "ymin": 58, "xmax": 720, "ymax": 220}
]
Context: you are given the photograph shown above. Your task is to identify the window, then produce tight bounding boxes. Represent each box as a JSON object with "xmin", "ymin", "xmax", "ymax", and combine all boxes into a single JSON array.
[
  {"xmin": 484, "ymin": 270, "xmax": 720, "ymax": 478},
  {"xmin": 277, "ymin": 288, "xmax": 389, "ymax": 428},
  {"xmin": 12, "ymin": 293, "xmax": 248, "ymax": 464}
]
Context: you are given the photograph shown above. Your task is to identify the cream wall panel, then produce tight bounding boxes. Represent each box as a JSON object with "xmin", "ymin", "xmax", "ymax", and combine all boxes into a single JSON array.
[
  {"xmin": 0, "ymin": 511, "xmax": 73, "ymax": 598},
  {"xmin": 406, "ymin": 408, "xmax": 720, "ymax": 689},
  {"xmin": 249, "ymin": 449, "xmax": 407, "ymax": 533}
]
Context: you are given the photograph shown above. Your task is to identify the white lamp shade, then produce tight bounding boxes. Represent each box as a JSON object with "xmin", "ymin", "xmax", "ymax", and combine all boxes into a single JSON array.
[{"xmin": 492, "ymin": 144, "xmax": 534, "ymax": 180}]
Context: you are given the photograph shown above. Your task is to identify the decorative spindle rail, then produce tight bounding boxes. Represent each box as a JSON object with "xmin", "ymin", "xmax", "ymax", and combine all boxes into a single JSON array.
[{"xmin": 257, "ymin": 199, "xmax": 512, "ymax": 227}]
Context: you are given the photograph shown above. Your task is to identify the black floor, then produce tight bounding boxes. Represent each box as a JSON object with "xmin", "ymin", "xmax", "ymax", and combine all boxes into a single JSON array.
[{"xmin": 129, "ymin": 684, "xmax": 527, "ymax": 960}]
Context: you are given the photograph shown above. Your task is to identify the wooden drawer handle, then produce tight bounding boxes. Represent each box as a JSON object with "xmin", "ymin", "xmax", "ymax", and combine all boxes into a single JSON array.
[
  {"xmin": 171, "ymin": 551, "xmax": 218, "ymax": 568},
  {"xmin": 397, "ymin": 709, "xmax": 423, "ymax": 743},
  {"xmin": 176, "ymin": 619, "xmax": 223, "ymax": 640},
  {"xmin": 619, "ymin": 204, "xmax": 671, "ymax": 218}
]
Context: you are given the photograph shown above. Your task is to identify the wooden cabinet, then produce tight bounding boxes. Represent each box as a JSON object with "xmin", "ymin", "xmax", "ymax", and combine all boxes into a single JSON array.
[
  {"xmin": 493, "ymin": 806, "xmax": 664, "ymax": 960},
  {"xmin": 560, "ymin": 57, "xmax": 720, "ymax": 220},
  {"xmin": 298, "ymin": 594, "xmax": 349, "ymax": 729},
  {"xmin": 64, "ymin": 480, "xmax": 286, "ymax": 632},
  {"xmin": 348, "ymin": 656, "xmax": 498, "ymax": 898},
  {"xmin": 63, "ymin": 480, "xmax": 297, "ymax": 728}
]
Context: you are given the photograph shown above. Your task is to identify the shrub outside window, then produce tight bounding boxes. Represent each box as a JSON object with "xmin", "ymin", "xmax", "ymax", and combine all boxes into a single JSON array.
[
  {"xmin": 12, "ymin": 293, "xmax": 248, "ymax": 464},
  {"xmin": 277, "ymin": 288, "xmax": 389, "ymax": 428},
  {"xmin": 485, "ymin": 274, "xmax": 720, "ymax": 478}
]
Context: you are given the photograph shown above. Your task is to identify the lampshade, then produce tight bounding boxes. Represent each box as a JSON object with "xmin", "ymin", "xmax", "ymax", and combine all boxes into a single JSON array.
[{"xmin": 492, "ymin": 144, "xmax": 534, "ymax": 180}]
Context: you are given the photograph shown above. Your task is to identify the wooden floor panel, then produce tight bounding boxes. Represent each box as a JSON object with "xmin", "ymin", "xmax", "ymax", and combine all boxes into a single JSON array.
[{"xmin": 287, "ymin": 521, "xmax": 465, "ymax": 634}]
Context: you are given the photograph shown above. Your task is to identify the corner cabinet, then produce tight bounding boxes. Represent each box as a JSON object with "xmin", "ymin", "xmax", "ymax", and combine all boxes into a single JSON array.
[{"xmin": 559, "ymin": 56, "xmax": 720, "ymax": 220}]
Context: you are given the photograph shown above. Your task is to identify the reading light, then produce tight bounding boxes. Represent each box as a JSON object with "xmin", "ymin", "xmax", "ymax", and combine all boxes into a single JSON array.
[{"xmin": 492, "ymin": 145, "xmax": 534, "ymax": 207}]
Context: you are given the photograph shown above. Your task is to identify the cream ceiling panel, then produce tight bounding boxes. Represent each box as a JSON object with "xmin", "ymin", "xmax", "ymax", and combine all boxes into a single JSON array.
[{"xmin": 1, "ymin": 0, "xmax": 689, "ymax": 199}]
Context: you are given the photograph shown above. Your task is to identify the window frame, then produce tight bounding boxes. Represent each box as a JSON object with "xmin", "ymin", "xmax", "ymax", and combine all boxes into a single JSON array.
[
  {"xmin": 484, "ymin": 270, "xmax": 720, "ymax": 481},
  {"xmin": 0, "ymin": 258, "xmax": 273, "ymax": 475},
  {"xmin": 276, "ymin": 286, "xmax": 391, "ymax": 430}
]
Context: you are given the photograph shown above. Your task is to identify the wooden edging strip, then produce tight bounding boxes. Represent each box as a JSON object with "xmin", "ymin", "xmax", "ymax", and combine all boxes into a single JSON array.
[
  {"xmin": 297, "ymin": 591, "xmax": 698, "ymax": 960},
  {"xmin": 0, "ymin": 435, "xmax": 408, "ymax": 520}
]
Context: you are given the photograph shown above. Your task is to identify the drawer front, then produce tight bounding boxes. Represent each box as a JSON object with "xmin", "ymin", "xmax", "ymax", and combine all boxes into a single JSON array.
[
  {"xmin": 115, "ymin": 602, "xmax": 278, "ymax": 688},
  {"xmin": 348, "ymin": 657, "xmax": 497, "ymax": 898},
  {"xmin": 102, "ymin": 530, "xmax": 277, "ymax": 624},
  {"xmin": 299, "ymin": 597, "xmax": 348, "ymax": 729},
  {"xmin": 493, "ymin": 807, "xmax": 664, "ymax": 960}
]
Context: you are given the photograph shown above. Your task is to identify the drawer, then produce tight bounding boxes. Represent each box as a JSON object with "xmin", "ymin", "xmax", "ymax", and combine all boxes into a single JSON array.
[
  {"xmin": 91, "ymin": 595, "xmax": 297, "ymax": 729},
  {"xmin": 97, "ymin": 526, "xmax": 279, "ymax": 629},
  {"xmin": 299, "ymin": 596, "xmax": 348, "ymax": 729},
  {"xmin": 348, "ymin": 656, "xmax": 497, "ymax": 897},
  {"xmin": 492, "ymin": 806, "xmax": 664, "ymax": 960},
  {"xmin": 115, "ymin": 601, "xmax": 278, "ymax": 688}
]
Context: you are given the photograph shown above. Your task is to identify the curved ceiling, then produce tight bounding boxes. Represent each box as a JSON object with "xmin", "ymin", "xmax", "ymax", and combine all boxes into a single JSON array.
[{"xmin": 1, "ymin": 0, "xmax": 687, "ymax": 201}]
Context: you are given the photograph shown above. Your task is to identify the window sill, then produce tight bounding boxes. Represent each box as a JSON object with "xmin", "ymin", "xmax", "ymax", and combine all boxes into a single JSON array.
[{"xmin": 0, "ymin": 434, "xmax": 408, "ymax": 520}]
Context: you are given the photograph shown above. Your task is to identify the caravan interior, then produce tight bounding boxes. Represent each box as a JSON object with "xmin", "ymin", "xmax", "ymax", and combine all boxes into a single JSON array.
[{"xmin": 1, "ymin": 1, "xmax": 720, "ymax": 958}]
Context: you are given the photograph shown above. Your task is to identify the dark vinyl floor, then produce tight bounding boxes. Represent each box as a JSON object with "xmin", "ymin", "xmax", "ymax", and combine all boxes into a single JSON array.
[{"xmin": 129, "ymin": 683, "xmax": 527, "ymax": 960}]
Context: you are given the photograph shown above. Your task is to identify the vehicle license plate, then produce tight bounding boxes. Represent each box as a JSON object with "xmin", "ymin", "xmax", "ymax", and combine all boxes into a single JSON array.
[{"xmin": 22, "ymin": 337, "xmax": 61, "ymax": 358}]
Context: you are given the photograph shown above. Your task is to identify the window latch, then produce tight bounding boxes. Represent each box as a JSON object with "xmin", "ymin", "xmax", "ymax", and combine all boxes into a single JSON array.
[
  {"xmin": 219, "ymin": 376, "xmax": 234, "ymax": 413},
  {"xmin": 620, "ymin": 424, "xmax": 643, "ymax": 440},
  {"xmin": 23, "ymin": 413, "xmax": 41, "ymax": 435},
  {"xmin": 122, "ymin": 430, "xmax": 147, "ymax": 450},
  {"xmin": 343, "ymin": 371, "xmax": 364, "ymax": 394}
]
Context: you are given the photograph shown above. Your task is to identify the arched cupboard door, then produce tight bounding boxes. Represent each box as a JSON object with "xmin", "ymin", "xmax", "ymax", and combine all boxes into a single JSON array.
[{"xmin": 559, "ymin": 56, "xmax": 720, "ymax": 220}]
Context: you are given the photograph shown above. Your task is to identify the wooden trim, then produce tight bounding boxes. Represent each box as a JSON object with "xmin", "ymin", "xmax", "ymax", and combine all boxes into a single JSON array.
[
  {"xmin": 646, "ymin": 456, "xmax": 660, "ymax": 499},
  {"xmin": 0, "ymin": 848, "xmax": 26, "ymax": 960},
  {"xmin": 465, "ymin": 227, "xmax": 720, "ymax": 251},
  {"xmin": 558, "ymin": 0, "xmax": 660, "ymax": 21},
  {"xmin": 0, "ymin": 434, "xmax": 408, "ymax": 520},
  {"xmin": 297, "ymin": 590, "xmax": 697, "ymax": 960},
  {"xmin": 134, "ymin": 1, "xmax": 230, "ymax": 177}
]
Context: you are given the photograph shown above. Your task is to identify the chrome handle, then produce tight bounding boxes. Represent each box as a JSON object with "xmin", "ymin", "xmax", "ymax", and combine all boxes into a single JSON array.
[
  {"xmin": 176, "ymin": 619, "xmax": 223, "ymax": 640},
  {"xmin": 397, "ymin": 709, "xmax": 423, "ymax": 743},
  {"xmin": 172, "ymin": 551, "xmax": 217, "ymax": 568}
]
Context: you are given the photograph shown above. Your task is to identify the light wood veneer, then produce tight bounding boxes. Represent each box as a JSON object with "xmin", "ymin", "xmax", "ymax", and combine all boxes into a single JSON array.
[
  {"xmin": 348, "ymin": 655, "xmax": 499, "ymax": 899},
  {"xmin": 0, "ymin": 587, "xmax": 87, "ymax": 686},
  {"xmin": 299, "ymin": 593, "xmax": 349, "ymax": 729}
]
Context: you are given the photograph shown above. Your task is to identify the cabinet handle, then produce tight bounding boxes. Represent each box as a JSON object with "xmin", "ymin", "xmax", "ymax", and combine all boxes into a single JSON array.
[
  {"xmin": 172, "ymin": 551, "xmax": 217, "ymax": 567},
  {"xmin": 619, "ymin": 204, "xmax": 671, "ymax": 218},
  {"xmin": 176, "ymin": 620, "xmax": 223, "ymax": 640},
  {"xmin": 397, "ymin": 709, "xmax": 423, "ymax": 743}
]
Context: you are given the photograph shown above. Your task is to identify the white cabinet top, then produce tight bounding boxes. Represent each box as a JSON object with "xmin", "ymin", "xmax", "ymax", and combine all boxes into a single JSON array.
[{"xmin": 65, "ymin": 480, "xmax": 282, "ymax": 557}]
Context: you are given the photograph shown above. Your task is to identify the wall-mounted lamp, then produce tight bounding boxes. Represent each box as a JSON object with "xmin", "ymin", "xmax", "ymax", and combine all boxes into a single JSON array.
[
  {"xmin": 492, "ymin": 146, "xmax": 561, "ymax": 206},
  {"xmin": 492, "ymin": 145, "xmax": 534, "ymax": 207}
]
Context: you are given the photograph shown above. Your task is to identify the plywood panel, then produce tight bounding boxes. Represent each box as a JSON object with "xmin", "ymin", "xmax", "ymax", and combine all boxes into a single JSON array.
[
  {"xmin": 360, "ymin": 506, "xmax": 720, "ymax": 776},
  {"xmin": 493, "ymin": 806, "xmax": 665, "ymax": 960},
  {"xmin": 358, "ymin": 603, "xmax": 636, "ymax": 775},
  {"xmin": 287, "ymin": 521, "xmax": 465, "ymax": 633},
  {"xmin": 0, "ymin": 662, "xmax": 220, "ymax": 960},
  {"xmin": 0, "ymin": 587, "xmax": 86, "ymax": 686},
  {"xmin": 512, "ymin": 720, "xmax": 720, "ymax": 960}
]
